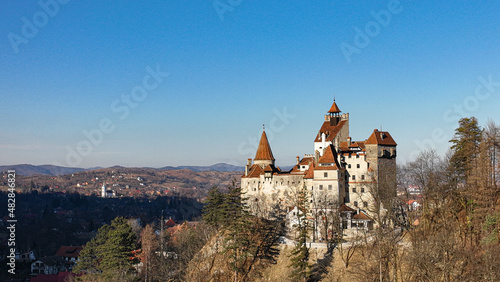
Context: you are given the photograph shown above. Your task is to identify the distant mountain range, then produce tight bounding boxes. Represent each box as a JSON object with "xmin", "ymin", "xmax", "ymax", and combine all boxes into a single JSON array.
[
  {"xmin": 160, "ymin": 163, "xmax": 244, "ymax": 172},
  {"xmin": 0, "ymin": 164, "xmax": 87, "ymax": 176},
  {"xmin": 0, "ymin": 163, "xmax": 245, "ymax": 176}
]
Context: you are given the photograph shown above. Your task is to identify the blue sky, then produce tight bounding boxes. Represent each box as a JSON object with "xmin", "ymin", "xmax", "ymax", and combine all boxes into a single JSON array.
[{"xmin": 1, "ymin": 0, "xmax": 499, "ymax": 168}]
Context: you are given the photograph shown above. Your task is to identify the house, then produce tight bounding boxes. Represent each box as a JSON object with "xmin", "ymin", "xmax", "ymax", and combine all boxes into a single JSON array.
[
  {"xmin": 55, "ymin": 246, "xmax": 83, "ymax": 263},
  {"xmin": 407, "ymin": 199, "xmax": 421, "ymax": 211},
  {"xmin": 16, "ymin": 250, "xmax": 36, "ymax": 262},
  {"xmin": 31, "ymin": 256, "xmax": 68, "ymax": 275}
]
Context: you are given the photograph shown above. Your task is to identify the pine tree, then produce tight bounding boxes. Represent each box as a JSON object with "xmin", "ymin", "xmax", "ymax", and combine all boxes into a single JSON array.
[
  {"xmin": 450, "ymin": 117, "xmax": 482, "ymax": 182},
  {"xmin": 74, "ymin": 217, "xmax": 139, "ymax": 280},
  {"xmin": 202, "ymin": 186, "xmax": 226, "ymax": 229},
  {"xmin": 289, "ymin": 185, "xmax": 310, "ymax": 282},
  {"xmin": 223, "ymin": 182, "xmax": 254, "ymax": 281}
]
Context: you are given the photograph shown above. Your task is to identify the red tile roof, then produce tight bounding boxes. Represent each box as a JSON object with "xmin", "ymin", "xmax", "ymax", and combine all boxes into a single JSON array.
[
  {"xmin": 339, "ymin": 204, "xmax": 356, "ymax": 212},
  {"xmin": 30, "ymin": 272, "xmax": 75, "ymax": 282},
  {"xmin": 318, "ymin": 145, "xmax": 336, "ymax": 164},
  {"xmin": 328, "ymin": 101, "xmax": 341, "ymax": 113},
  {"xmin": 165, "ymin": 219, "xmax": 176, "ymax": 227},
  {"xmin": 353, "ymin": 211, "xmax": 372, "ymax": 221},
  {"xmin": 254, "ymin": 131, "xmax": 275, "ymax": 161},
  {"xmin": 304, "ymin": 163, "xmax": 315, "ymax": 179},
  {"xmin": 365, "ymin": 129, "xmax": 397, "ymax": 146},
  {"xmin": 314, "ymin": 120, "xmax": 347, "ymax": 142},
  {"xmin": 244, "ymin": 164, "xmax": 264, "ymax": 178},
  {"xmin": 263, "ymin": 164, "xmax": 274, "ymax": 172},
  {"xmin": 55, "ymin": 246, "xmax": 83, "ymax": 258}
]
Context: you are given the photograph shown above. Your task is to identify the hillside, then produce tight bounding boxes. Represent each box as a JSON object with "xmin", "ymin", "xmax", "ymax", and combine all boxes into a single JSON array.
[
  {"xmin": 0, "ymin": 164, "xmax": 86, "ymax": 176},
  {"xmin": 0, "ymin": 163, "xmax": 245, "ymax": 176},
  {"xmin": 4, "ymin": 166, "xmax": 242, "ymax": 198}
]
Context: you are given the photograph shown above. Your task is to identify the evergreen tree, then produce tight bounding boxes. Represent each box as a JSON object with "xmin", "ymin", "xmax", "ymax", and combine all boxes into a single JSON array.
[
  {"xmin": 74, "ymin": 217, "xmax": 139, "ymax": 280},
  {"xmin": 450, "ymin": 117, "xmax": 482, "ymax": 181},
  {"xmin": 289, "ymin": 185, "xmax": 310, "ymax": 282},
  {"xmin": 202, "ymin": 186, "xmax": 226, "ymax": 229},
  {"xmin": 223, "ymin": 182, "xmax": 254, "ymax": 281}
]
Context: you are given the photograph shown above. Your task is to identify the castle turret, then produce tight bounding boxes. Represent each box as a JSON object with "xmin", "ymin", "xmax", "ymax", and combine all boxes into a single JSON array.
[{"xmin": 254, "ymin": 130, "xmax": 275, "ymax": 168}]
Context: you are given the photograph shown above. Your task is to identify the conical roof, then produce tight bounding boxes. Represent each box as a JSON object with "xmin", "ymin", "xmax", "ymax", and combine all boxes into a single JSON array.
[
  {"xmin": 328, "ymin": 100, "xmax": 341, "ymax": 113},
  {"xmin": 254, "ymin": 131, "xmax": 275, "ymax": 161}
]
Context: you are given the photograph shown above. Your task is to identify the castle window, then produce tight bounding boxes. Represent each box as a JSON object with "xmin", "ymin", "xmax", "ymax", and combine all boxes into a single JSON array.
[
  {"xmin": 254, "ymin": 188, "xmax": 256, "ymax": 191},
  {"xmin": 310, "ymin": 200, "xmax": 313, "ymax": 203},
  {"xmin": 357, "ymin": 164, "xmax": 360, "ymax": 168},
  {"xmin": 348, "ymin": 154, "xmax": 352, "ymax": 158},
  {"xmin": 319, "ymin": 185, "xmax": 323, "ymax": 190},
  {"xmin": 328, "ymin": 185, "xmax": 332, "ymax": 190},
  {"xmin": 363, "ymin": 201, "xmax": 368, "ymax": 207},
  {"xmin": 352, "ymin": 175, "xmax": 356, "ymax": 180},
  {"xmin": 353, "ymin": 187, "xmax": 356, "ymax": 193},
  {"xmin": 348, "ymin": 164, "xmax": 351, "ymax": 168},
  {"xmin": 361, "ymin": 187, "xmax": 365, "ymax": 193},
  {"xmin": 361, "ymin": 175, "xmax": 365, "ymax": 180},
  {"xmin": 324, "ymin": 172, "xmax": 328, "ymax": 178},
  {"xmin": 345, "ymin": 187, "xmax": 348, "ymax": 193},
  {"xmin": 354, "ymin": 201, "xmax": 358, "ymax": 207},
  {"xmin": 356, "ymin": 154, "xmax": 359, "ymax": 159}
]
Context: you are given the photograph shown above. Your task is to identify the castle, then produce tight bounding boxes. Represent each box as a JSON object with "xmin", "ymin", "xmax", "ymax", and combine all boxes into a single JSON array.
[{"xmin": 241, "ymin": 99, "xmax": 397, "ymax": 232}]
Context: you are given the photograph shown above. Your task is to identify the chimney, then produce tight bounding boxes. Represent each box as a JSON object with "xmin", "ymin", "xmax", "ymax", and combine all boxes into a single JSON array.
[
  {"xmin": 314, "ymin": 150, "xmax": 320, "ymax": 165},
  {"xmin": 296, "ymin": 156, "xmax": 300, "ymax": 165},
  {"xmin": 245, "ymin": 165, "xmax": 249, "ymax": 176},
  {"xmin": 247, "ymin": 158, "xmax": 252, "ymax": 166},
  {"xmin": 347, "ymin": 137, "xmax": 352, "ymax": 146}
]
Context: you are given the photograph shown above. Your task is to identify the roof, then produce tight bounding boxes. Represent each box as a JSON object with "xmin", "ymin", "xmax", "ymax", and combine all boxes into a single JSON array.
[
  {"xmin": 316, "ymin": 145, "xmax": 341, "ymax": 170},
  {"xmin": 365, "ymin": 129, "xmax": 397, "ymax": 146},
  {"xmin": 352, "ymin": 211, "xmax": 372, "ymax": 221},
  {"xmin": 314, "ymin": 120, "xmax": 347, "ymax": 142},
  {"xmin": 30, "ymin": 272, "xmax": 75, "ymax": 282},
  {"xmin": 165, "ymin": 219, "xmax": 176, "ymax": 227},
  {"xmin": 243, "ymin": 164, "xmax": 264, "ymax": 178},
  {"xmin": 328, "ymin": 100, "xmax": 341, "ymax": 113},
  {"xmin": 37, "ymin": 256, "xmax": 67, "ymax": 266},
  {"xmin": 318, "ymin": 145, "xmax": 336, "ymax": 164},
  {"xmin": 254, "ymin": 131, "xmax": 275, "ymax": 161},
  {"xmin": 339, "ymin": 204, "xmax": 356, "ymax": 212},
  {"xmin": 55, "ymin": 246, "xmax": 83, "ymax": 258},
  {"xmin": 304, "ymin": 163, "xmax": 315, "ymax": 179},
  {"xmin": 263, "ymin": 164, "xmax": 274, "ymax": 172}
]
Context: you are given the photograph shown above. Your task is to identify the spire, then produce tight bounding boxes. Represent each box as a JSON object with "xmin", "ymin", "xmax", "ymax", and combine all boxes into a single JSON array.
[
  {"xmin": 328, "ymin": 98, "xmax": 341, "ymax": 114},
  {"xmin": 254, "ymin": 130, "xmax": 275, "ymax": 161}
]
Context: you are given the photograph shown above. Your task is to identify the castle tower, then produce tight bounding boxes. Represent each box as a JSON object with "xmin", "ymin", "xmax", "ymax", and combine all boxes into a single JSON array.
[
  {"xmin": 314, "ymin": 99, "xmax": 350, "ymax": 156},
  {"xmin": 253, "ymin": 129, "xmax": 275, "ymax": 169}
]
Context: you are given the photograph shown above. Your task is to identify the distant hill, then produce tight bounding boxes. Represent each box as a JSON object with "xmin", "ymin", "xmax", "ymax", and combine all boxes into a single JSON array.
[
  {"xmin": 0, "ymin": 163, "xmax": 244, "ymax": 176},
  {"xmin": 160, "ymin": 163, "xmax": 244, "ymax": 172},
  {"xmin": 0, "ymin": 164, "xmax": 85, "ymax": 176}
]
